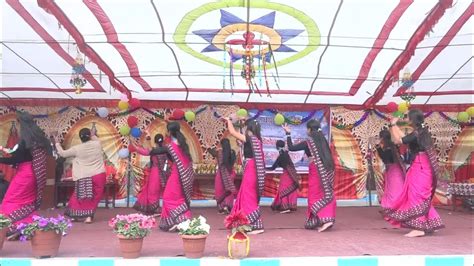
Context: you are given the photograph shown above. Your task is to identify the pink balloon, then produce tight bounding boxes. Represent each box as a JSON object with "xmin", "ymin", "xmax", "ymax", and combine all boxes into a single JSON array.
[{"xmin": 120, "ymin": 94, "xmax": 129, "ymax": 102}]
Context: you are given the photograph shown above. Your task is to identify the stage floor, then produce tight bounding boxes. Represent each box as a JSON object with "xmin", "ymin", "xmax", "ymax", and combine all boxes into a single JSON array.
[{"xmin": 1, "ymin": 206, "xmax": 472, "ymax": 258}]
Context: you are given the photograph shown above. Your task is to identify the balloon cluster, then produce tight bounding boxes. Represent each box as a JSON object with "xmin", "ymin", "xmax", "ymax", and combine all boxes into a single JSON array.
[
  {"xmin": 387, "ymin": 101, "xmax": 410, "ymax": 118},
  {"xmin": 457, "ymin": 106, "xmax": 474, "ymax": 123},
  {"xmin": 117, "ymin": 94, "xmax": 142, "ymax": 158}
]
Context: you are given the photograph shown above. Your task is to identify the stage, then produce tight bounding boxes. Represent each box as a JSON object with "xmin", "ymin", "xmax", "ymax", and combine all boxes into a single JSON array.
[{"xmin": 0, "ymin": 206, "xmax": 472, "ymax": 265}]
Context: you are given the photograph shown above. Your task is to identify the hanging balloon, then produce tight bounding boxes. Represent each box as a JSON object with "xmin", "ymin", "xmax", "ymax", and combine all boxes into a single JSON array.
[
  {"xmin": 171, "ymin": 109, "xmax": 185, "ymax": 120},
  {"xmin": 236, "ymin": 108, "xmax": 248, "ymax": 118},
  {"xmin": 466, "ymin": 106, "xmax": 474, "ymax": 117},
  {"xmin": 119, "ymin": 125, "xmax": 131, "ymax": 136},
  {"xmin": 386, "ymin": 102, "xmax": 398, "ymax": 113},
  {"xmin": 393, "ymin": 111, "xmax": 404, "ymax": 118},
  {"xmin": 129, "ymin": 98, "xmax": 141, "ymax": 109},
  {"xmin": 120, "ymin": 94, "xmax": 129, "ymax": 102},
  {"xmin": 97, "ymin": 107, "xmax": 109, "ymax": 118},
  {"xmin": 130, "ymin": 127, "xmax": 142, "ymax": 138},
  {"xmin": 118, "ymin": 148, "xmax": 130, "ymax": 159},
  {"xmin": 274, "ymin": 113, "xmax": 285, "ymax": 126},
  {"xmin": 398, "ymin": 102, "xmax": 409, "ymax": 113},
  {"xmin": 118, "ymin": 101, "xmax": 129, "ymax": 111},
  {"xmin": 457, "ymin": 112, "xmax": 469, "ymax": 123},
  {"xmin": 184, "ymin": 111, "xmax": 196, "ymax": 122},
  {"xmin": 127, "ymin": 116, "xmax": 139, "ymax": 128}
]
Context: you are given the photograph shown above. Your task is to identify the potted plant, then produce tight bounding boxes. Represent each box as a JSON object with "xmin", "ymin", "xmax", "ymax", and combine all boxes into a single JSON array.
[
  {"xmin": 225, "ymin": 212, "xmax": 251, "ymax": 259},
  {"xmin": 16, "ymin": 215, "xmax": 72, "ymax": 258},
  {"xmin": 177, "ymin": 216, "xmax": 210, "ymax": 258},
  {"xmin": 109, "ymin": 213, "xmax": 156, "ymax": 259},
  {"xmin": 0, "ymin": 214, "xmax": 12, "ymax": 250}
]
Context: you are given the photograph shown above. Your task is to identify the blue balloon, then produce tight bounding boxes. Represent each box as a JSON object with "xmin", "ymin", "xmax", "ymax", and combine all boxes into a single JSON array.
[
  {"xmin": 118, "ymin": 148, "xmax": 129, "ymax": 159},
  {"xmin": 97, "ymin": 107, "xmax": 109, "ymax": 118},
  {"xmin": 130, "ymin": 127, "xmax": 142, "ymax": 138}
]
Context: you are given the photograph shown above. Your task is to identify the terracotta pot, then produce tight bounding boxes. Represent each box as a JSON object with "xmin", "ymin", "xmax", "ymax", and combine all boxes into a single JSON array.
[
  {"xmin": 228, "ymin": 232, "xmax": 250, "ymax": 259},
  {"xmin": 118, "ymin": 236, "xmax": 144, "ymax": 259},
  {"xmin": 31, "ymin": 230, "xmax": 62, "ymax": 258},
  {"xmin": 180, "ymin": 234, "xmax": 207, "ymax": 258},
  {"xmin": 0, "ymin": 227, "xmax": 7, "ymax": 251}
]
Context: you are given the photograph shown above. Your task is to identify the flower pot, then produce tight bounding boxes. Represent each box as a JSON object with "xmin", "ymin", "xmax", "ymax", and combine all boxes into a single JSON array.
[
  {"xmin": 0, "ymin": 227, "xmax": 7, "ymax": 251},
  {"xmin": 228, "ymin": 232, "xmax": 250, "ymax": 259},
  {"xmin": 118, "ymin": 236, "xmax": 144, "ymax": 259},
  {"xmin": 30, "ymin": 230, "xmax": 62, "ymax": 258},
  {"xmin": 180, "ymin": 234, "xmax": 207, "ymax": 258}
]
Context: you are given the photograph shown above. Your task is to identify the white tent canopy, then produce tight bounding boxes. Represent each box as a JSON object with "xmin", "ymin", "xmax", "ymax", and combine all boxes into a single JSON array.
[{"xmin": 1, "ymin": 0, "xmax": 472, "ymax": 107}]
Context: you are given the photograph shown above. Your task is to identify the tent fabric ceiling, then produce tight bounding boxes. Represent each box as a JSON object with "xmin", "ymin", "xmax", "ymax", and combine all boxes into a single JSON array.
[{"xmin": 0, "ymin": 0, "xmax": 472, "ymax": 107}]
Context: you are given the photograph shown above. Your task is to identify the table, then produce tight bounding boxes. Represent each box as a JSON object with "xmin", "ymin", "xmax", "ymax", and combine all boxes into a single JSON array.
[
  {"xmin": 54, "ymin": 180, "xmax": 117, "ymax": 208},
  {"xmin": 446, "ymin": 183, "xmax": 474, "ymax": 211}
]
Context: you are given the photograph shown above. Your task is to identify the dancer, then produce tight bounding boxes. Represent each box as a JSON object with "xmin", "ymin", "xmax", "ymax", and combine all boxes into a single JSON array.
[
  {"xmin": 149, "ymin": 122, "xmax": 194, "ymax": 231},
  {"xmin": 55, "ymin": 128, "xmax": 105, "ymax": 224},
  {"xmin": 210, "ymin": 138, "xmax": 237, "ymax": 214},
  {"xmin": 376, "ymin": 129, "xmax": 405, "ymax": 211},
  {"xmin": 383, "ymin": 109, "xmax": 444, "ymax": 237},
  {"xmin": 283, "ymin": 120, "xmax": 335, "ymax": 232},
  {"xmin": 0, "ymin": 111, "xmax": 51, "ymax": 238},
  {"xmin": 225, "ymin": 118, "xmax": 265, "ymax": 234},
  {"xmin": 267, "ymin": 140, "xmax": 299, "ymax": 214},
  {"xmin": 130, "ymin": 133, "xmax": 169, "ymax": 215}
]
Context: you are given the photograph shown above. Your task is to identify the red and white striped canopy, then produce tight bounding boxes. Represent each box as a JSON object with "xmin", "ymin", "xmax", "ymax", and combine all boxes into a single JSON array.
[{"xmin": 1, "ymin": 0, "xmax": 472, "ymax": 108}]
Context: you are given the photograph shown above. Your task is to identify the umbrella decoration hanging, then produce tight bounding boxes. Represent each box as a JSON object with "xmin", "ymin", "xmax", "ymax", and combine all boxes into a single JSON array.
[
  {"xmin": 400, "ymin": 68, "xmax": 416, "ymax": 103},
  {"xmin": 70, "ymin": 53, "xmax": 87, "ymax": 94}
]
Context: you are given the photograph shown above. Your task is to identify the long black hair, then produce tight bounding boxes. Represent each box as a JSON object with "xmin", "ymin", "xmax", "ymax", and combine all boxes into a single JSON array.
[
  {"xmin": 17, "ymin": 111, "xmax": 52, "ymax": 154},
  {"xmin": 307, "ymin": 119, "xmax": 334, "ymax": 171},
  {"xmin": 79, "ymin": 128, "xmax": 91, "ymax": 143},
  {"xmin": 408, "ymin": 109, "xmax": 433, "ymax": 149},
  {"xmin": 245, "ymin": 119, "xmax": 261, "ymax": 140},
  {"xmin": 154, "ymin": 133, "xmax": 164, "ymax": 147},
  {"xmin": 379, "ymin": 128, "xmax": 403, "ymax": 169},
  {"xmin": 221, "ymin": 138, "xmax": 235, "ymax": 170},
  {"xmin": 167, "ymin": 122, "xmax": 192, "ymax": 161}
]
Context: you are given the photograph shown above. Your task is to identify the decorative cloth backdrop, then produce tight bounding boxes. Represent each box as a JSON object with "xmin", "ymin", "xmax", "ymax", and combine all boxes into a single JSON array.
[{"xmin": 0, "ymin": 105, "xmax": 471, "ymax": 205}]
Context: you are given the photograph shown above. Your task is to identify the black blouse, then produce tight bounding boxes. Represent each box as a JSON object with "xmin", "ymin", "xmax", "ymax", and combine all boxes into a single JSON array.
[
  {"xmin": 377, "ymin": 147, "xmax": 395, "ymax": 164},
  {"xmin": 0, "ymin": 141, "xmax": 33, "ymax": 165},
  {"xmin": 402, "ymin": 132, "xmax": 425, "ymax": 154},
  {"xmin": 267, "ymin": 151, "xmax": 291, "ymax": 170},
  {"xmin": 243, "ymin": 134, "xmax": 254, "ymax": 158},
  {"xmin": 286, "ymin": 134, "xmax": 311, "ymax": 157}
]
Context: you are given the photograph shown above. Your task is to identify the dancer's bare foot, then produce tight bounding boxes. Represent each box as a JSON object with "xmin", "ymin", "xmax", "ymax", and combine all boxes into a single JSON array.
[
  {"xmin": 404, "ymin": 230, "xmax": 425, "ymax": 237},
  {"xmin": 84, "ymin": 217, "xmax": 93, "ymax": 224},
  {"xmin": 152, "ymin": 213, "xmax": 161, "ymax": 218},
  {"xmin": 279, "ymin": 209, "xmax": 291, "ymax": 214},
  {"xmin": 6, "ymin": 231, "xmax": 19, "ymax": 241},
  {"xmin": 248, "ymin": 229, "xmax": 264, "ymax": 235},
  {"xmin": 318, "ymin": 222, "xmax": 334, "ymax": 232},
  {"xmin": 168, "ymin": 225, "xmax": 178, "ymax": 232}
]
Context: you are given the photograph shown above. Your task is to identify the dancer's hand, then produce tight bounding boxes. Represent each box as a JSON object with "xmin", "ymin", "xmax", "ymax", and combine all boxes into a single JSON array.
[
  {"xmin": 390, "ymin": 117, "xmax": 399, "ymax": 126},
  {"xmin": 282, "ymin": 123, "xmax": 291, "ymax": 134}
]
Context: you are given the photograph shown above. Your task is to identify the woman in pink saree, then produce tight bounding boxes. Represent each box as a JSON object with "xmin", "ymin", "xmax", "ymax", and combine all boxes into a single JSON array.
[
  {"xmin": 130, "ymin": 133, "xmax": 169, "ymax": 215},
  {"xmin": 267, "ymin": 140, "xmax": 299, "ymax": 214},
  {"xmin": 284, "ymin": 119, "xmax": 335, "ymax": 232},
  {"xmin": 0, "ymin": 111, "xmax": 51, "ymax": 238},
  {"xmin": 225, "ymin": 118, "xmax": 265, "ymax": 234},
  {"xmin": 149, "ymin": 122, "xmax": 194, "ymax": 231},
  {"xmin": 383, "ymin": 109, "xmax": 444, "ymax": 237},
  {"xmin": 210, "ymin": 138, "xmax": 237, "ymax": 214},
  {"xmin": 376, "ymin": 129, "xmax": 405, "ymax": 211}
]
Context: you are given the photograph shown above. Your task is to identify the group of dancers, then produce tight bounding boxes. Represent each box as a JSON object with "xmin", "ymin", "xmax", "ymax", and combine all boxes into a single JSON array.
[{"xmin": 0, "ymin": 108, "xmax": 443, "ymax": 239}]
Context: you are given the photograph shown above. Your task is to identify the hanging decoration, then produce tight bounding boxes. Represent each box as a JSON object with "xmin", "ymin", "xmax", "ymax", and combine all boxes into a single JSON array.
[
  {"xmin": 119, "ymin": 125, "xmax": 131, "ymax": 136},
  {"xmin": 70, "ymin": 53, "xmax": 87, "ymax": 94},
  {"xmin": 129, "ymin": 98, "xmax": 141, "ymax": 109},
  {"xmin": 97, "ymin": 107, "xmax": 109, "ymax": 118},
  {"xmin": 127, "ymin": 116, "xmax": 139, "ymax": 128},
  {"xmin": 185, "ymin": 111, "xmax": 196, "ymax": 122},
  {"xmin": 398, "ymin": 102, "xmax": 410, "ymax": 113},
  {"xmin": 457, "ymin": 112, "xmax": 470, "ymax": 123},
  {"xmin": 118, "ymin": 101, "xmax": 129, "ymax": 111},
  {"xmin": 130, "ymin": 127, "xmax": 142, "ymax": 138},
  {"xmin": 386, "ymin": 102, "xmax": 398, "ymax": 113},
  {"xmin": 466, "ymin": 106, "xmax": 474, "ymax": 117},
  {"xmin": 274, "ymin": 113, "xmax": 285, "ymax": 126},
  {"xmin": 400, "ymin": 68, "xmax": 416, "ymax": 103}
]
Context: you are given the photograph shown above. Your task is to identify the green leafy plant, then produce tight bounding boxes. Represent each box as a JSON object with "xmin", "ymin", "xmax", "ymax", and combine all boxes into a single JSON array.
[
  {"xmin": 0, "ymin": 214, "xmax": 12, "ymax": 230},
  {"xmin": 177, "ymin": 216, "xmax": 210, "ymax": 235},
  {"xmin": 16, "ymin": 215, "xmax": 72, "ymax": 241}
]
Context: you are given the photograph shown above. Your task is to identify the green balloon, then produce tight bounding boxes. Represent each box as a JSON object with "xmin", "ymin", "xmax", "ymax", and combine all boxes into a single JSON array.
[
  {"xmin": 119, "ymin": 125, "xmax": 131, "ymax": 136},
  {"xmin": 236, "ymin": 108, "xmax": 248, "ymax": 117},
  {"xmin": 185, "ymin": 111, "xmax": 196, "ymax": 122},
  {"xmin": 274, "ymin": 113, "xmax": 285, "ymax": 125},
  {"xmin": 457, "ymin": 111, "xmax": 469, "ymax": 123},
  {"xmin": 393, "ymin": 111, "xmax": 404, "ymax": 118}
]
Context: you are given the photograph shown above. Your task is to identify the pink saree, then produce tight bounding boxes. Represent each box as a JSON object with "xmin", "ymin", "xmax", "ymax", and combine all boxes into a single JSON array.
[
  {"xmin": 305, "ymin": 139, "xmax": 336, "ymax": 229},
  {"xmin": 159, "ymin": 142, "xmax": 194, "ymax": 231},
  {"xmin": 271, "ymin": 166, "xmax": 299, "ymax": 212},
  {"xmin": 380, "ymin": 163, "xmax": 405, "ymax": 211},
  {"xmin": 65, "ymin": 172, "xmax": 106, "ymax": 219},
  {"xmin": 229, "ymin": 136, "xmax": 265, "ymax": 231},
  {"xmin": 215, "ymin": 150, "xmax": 237, "ymax": 212}
]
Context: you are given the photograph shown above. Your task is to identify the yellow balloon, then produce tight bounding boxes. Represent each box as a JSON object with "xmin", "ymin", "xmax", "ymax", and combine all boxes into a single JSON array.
[
  {"xmin": 118, "ymin": 101, "xmax": 129, "ymax": 111},
  {"xmin": 398, "ymin": 102, "xmax": 409, "ymax": 113},
  {"xmin": 466, "ymin": 106, "xmax": 474, "ymax": 117}
]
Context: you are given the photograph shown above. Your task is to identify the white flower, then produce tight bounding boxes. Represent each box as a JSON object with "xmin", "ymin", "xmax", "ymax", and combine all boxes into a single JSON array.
[
  {"xmin": 198, "ymin": 224, "xmax": 210, "ymax": 234},
  {"xmin": 198, "ymin": 216, "xmax": 207, "ymax": 225},
  {"xmin": 177, "ymin": 220, "xmax": 190, "ymax": 231}
]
